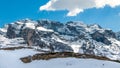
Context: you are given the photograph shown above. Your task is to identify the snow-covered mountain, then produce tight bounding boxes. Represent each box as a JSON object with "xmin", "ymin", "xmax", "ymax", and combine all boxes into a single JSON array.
[{"xmin": 0, "ymin": 19, "xmax": 120, "ymax": 61}]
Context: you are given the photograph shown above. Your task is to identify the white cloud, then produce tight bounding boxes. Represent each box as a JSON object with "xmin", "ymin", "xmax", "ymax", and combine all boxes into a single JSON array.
[{"xmin": 40, "ymin": 0, "xmax": 120, "ymax": 16}]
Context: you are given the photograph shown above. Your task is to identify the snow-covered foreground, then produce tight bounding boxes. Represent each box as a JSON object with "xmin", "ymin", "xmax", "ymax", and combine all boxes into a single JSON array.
[{"xmin": 0, "ymin": 49, "xmax": 120, "ymax": 68}]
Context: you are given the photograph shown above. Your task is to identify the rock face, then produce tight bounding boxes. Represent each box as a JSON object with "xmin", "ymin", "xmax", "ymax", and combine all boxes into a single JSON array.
[
  {"xmin": 20, "ymin": 52, "xmax": 111, "ymax": 63},
  {"xmin": 1, "ymin": 19, "xmax": 120, "ymax": 60},
  {"xmin": 91, "ymin": 31, "xmax": 111, "ymax": 45},
  {"xmin": 7, "ymin": 24, "xmax": 16, "ymax": 38}
]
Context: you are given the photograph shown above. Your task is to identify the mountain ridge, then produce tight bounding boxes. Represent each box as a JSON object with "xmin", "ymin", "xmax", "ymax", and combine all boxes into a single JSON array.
[{"xmin": 0, "ymin": 19, "xmax": 120, "ymax": 61}]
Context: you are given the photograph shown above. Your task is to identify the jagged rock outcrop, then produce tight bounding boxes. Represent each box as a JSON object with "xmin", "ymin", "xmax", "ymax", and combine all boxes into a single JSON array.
[
  {"xmin": 91, "ymin": 31, "xmax": 111, "ymax": 45},
  {"xmin": 7, "ymin": 24, "xmax": 16, "ymax": 38}
]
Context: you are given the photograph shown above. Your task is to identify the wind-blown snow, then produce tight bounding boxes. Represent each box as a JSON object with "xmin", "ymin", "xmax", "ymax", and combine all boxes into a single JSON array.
[
  {"xmin": 71, "ymin": 45, "xmax": 81, "ymax": 53},
  {"xmin": 0, "ymin": 28, "xmax": 7, "ymax": 33},
  {"xmin": 24, "ymin": 23, "xmax": 35, "ymax": 29},
  {"xmin": 37, "ymin": 26, "xmax": 53, "ymax": 32}
]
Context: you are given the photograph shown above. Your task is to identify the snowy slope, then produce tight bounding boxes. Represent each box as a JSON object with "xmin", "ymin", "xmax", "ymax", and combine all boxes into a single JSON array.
[
  {"xmin": 0, "ymin": 49, "xmax": 120, "ymax": 68},
  {"xmin": 0, "ymin": 35, "xmax": 27, "ymax": 48}
]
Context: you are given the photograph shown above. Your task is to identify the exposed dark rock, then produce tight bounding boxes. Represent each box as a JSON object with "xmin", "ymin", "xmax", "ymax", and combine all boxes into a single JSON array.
[
  {"xmin": 20, "ymin": 52, "xmax": 111, "ymax": 63},
  {"xmin": 20, "ymin": 56, "xmax": 32, "ymax": 63},
  {"xmin": 91, "ymin": 31, "xmax": 111, "ymax": 45},
  {"xmin": 115, "ymin": 31, "xmax": 120, "ymax": 41},
  {"xmin": 20, "ymin": 28, "xmax": 35, "ymax": 46},
  {"xmin": 49, "ymin": 41, "xmax": 73, "ymax": 52},
  {"xmin": 0, "ymin": 46, "xmax": 32, "ymax": 50},
  {"xmin": 104, "ymin": 30, "xmax": 116, "ymax": 38},
  {"xmin": 6, "ymin": 24, "xmax": 16, "ymax": 38},
  {"xmin": 37, "ymin": 20, "xmax": 64, "ymax": 32}
]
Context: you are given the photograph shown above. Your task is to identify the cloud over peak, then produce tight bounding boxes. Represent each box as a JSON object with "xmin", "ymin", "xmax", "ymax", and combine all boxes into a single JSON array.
[{"xmin": 40, "ymin": 0, "xmax": 120, "ymax": 16}]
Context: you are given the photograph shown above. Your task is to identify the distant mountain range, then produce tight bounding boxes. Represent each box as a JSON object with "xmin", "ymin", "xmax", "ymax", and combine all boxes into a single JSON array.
[{"xmin": 0, "ymin": 19, "xmax": 120, "ymax": 61}]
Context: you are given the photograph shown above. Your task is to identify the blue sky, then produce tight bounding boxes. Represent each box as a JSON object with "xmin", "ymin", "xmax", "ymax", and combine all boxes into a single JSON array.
[{"xmin": 0, "ymin": 0, "xmax": 120, "ymax": 31}]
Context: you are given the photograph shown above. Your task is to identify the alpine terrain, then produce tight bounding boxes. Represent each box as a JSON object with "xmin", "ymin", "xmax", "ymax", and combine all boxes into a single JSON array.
[{"xmin": 0, "ymin": 19, "xmax": 120, "ymax": 68}]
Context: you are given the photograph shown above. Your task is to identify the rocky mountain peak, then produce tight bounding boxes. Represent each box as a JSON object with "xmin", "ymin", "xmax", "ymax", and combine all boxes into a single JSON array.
[{"xmin": 1, "ymin": 19, "xmax": 120, "ymax": 60}]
